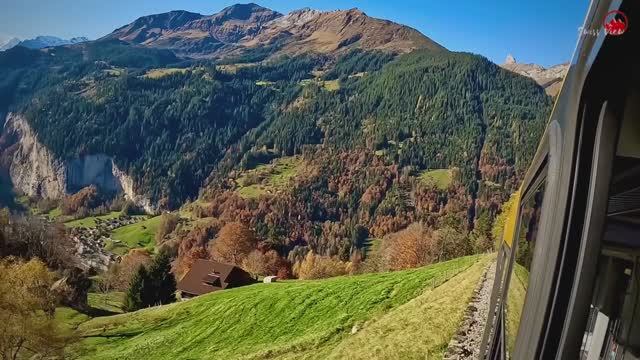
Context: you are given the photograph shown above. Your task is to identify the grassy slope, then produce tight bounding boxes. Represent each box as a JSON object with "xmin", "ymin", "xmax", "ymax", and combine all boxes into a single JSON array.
[
  {"xmin": 109, "ymin": 216, "xmax": 161, "ymax": 254},
  {"xmin": 56, "ymin": 307, "xmax": 91, "ymax": 333},
  {"xmin": 237, "ymin": 156, "xmax": 304, "ymax": 199},
  {"xmin": 322, "ymin": 79, "xmax": 340, "ymax": 91},
  {"xmin": 144, "ymin": 68, "xmax": 189, "ymax": 79},
  {"xmin": 419, "ymin": 169, "xmax": 452, "ymax": 190},
  {"xmin": 88, "ymin": 292, "xmax": 126, "ymax": 314},
  {"xmin": 506, "ymin": 263, "xmax": 529, "ymax": 354},
  {"xmin": 75, "ymin": 255, "xmax": 488, "ymax": 360},
  {"xmin": 64, "ymin": 211, "xmax": 122, "ymax": 228},
  {"xmin": 323, "ymin": 258, "xmax": 489, "ymax": 359}
]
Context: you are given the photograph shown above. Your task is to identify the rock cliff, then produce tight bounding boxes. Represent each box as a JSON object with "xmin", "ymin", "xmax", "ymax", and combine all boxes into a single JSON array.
[{"xmin": 0, "ymin": 113, "xmax": 157, "ymax": 213}]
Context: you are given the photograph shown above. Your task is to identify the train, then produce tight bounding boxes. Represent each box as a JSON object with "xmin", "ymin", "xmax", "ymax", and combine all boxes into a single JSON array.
[{"xmin": 479, "ymin": 0, "xmax": 639, "ymax": 358}]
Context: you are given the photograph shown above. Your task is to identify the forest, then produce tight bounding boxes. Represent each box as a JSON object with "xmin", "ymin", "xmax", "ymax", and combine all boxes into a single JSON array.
[
  {"xmin": 4, "ymin": 44, "xmax": 549, "ymax": 202},
  {"xmin": 0, "ymin": 41, "xmax": 552, "ymax": 266}
]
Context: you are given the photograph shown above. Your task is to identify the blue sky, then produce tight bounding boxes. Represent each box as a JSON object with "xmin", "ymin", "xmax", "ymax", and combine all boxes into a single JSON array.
[{"xmin": 0, "ymin": 0, "xmax": 589, "ymax": 67}]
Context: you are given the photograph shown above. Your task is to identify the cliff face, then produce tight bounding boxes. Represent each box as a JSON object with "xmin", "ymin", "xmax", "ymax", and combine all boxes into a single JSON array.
[
  {"xmin": 0, "ymin": 113, "xmax": 157, "ymax": 213},
  {"xmin": 1, "ymin": 113, "xmax": 67, "ymax": 199}
]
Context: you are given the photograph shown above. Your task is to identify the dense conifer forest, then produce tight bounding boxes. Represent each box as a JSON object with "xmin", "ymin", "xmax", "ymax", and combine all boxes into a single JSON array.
[{"xmin": 0, "ymin": 41, "xmax": 551, "ymax": 258}]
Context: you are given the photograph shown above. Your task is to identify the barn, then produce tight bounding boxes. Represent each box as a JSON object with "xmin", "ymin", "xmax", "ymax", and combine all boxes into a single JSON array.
[{"xmin": 177, "ymin": 259, "xmax": 256, "ymax": 299}]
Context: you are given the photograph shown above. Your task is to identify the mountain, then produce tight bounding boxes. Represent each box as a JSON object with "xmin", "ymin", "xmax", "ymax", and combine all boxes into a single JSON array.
[
  {"xmin": 17, "ymin": 35, "xmax": 89, "ymax": 49},
  {"xmin": 500, "ymin": 54, "xmax": 569, "ymax": 96},
  {"xmin": 0, "ymin": 4, "xmax": 551, "ymax": 266},
  {"xmin": 0, "ymin": 37, "xmax": 20, "ymax": 51},
  {"xmin": 103, "ymin": 3, "xmax": 445, "ymax": 58}
]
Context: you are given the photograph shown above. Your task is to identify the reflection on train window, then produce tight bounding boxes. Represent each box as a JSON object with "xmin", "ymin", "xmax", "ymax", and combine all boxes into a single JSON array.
[
  {"xmin": 505, "ymin": 183, "xmax": 546, "ymax": 357},
  {"xmin": 581, "ymin": 91, "xmax": 640, "ymax": 360}
]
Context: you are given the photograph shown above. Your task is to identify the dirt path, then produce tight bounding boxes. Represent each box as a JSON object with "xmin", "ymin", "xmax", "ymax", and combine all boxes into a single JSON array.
[{"xmin": 444, "ymin": 261, "xmax": 496, "ymax": 359}]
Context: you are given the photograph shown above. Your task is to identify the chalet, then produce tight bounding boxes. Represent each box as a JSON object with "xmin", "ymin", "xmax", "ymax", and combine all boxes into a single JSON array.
[{"xmin": 177, "ymin": 259, "xmax": 256, "ymax": 299}]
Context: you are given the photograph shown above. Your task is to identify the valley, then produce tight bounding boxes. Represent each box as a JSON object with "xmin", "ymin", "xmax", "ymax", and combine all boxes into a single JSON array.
[{"xmin": 0, "ymin": 2, "xmax": 568, "ymax": 359}]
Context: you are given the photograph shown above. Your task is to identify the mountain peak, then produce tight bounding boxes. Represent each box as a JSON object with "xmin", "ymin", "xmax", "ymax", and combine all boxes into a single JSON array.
[
  {"xmin": 501, "ymin": 57, "xmax": 569, "ymax": 97},
  {"xmin": 0, "ymin": 37, "xmax": 21, "ymax": 52},
  {"xmin": 14, "ymin": 36, "xmax": 89, "ymax": 50},
  {"xmin": 216, "ymin": 3, "xmax": 281, "ymax": 21},
  {"xmin": 104, "ymin": 4, "xmax": 444, "ymax": 57},
  {"xmin": 345, "ymin": 8, "xmax": 366, "ymax": 15},
  {"xmin": 505, "ymin": 54, "xmax": 516, "ymax": 64}
]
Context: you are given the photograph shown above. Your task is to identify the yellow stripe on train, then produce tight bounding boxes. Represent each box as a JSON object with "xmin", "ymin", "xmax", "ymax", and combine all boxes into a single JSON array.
[{"xmin": 503, "ymin": 189, "xmax": 521, "ymax": 248}]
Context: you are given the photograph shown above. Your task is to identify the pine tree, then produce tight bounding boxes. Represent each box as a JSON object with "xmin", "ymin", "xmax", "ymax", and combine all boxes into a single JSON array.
[
  {"xmin": 147, "ymin": 250, "xmax": 177, "ymax": 306},
  {"xmin": 125, "ymin": 265, "xmax": 149, "ymax": 311}
]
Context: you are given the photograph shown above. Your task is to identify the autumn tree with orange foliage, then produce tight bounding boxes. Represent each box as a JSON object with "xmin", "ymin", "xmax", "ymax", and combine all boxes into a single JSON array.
[
  {"xmin": 98, "ymin": 249, "xmax": 152, "ymax": 292},
  {"xmin": 60, "ymin": 185, "xmax": 100, "ymax": 215},
  {"xmin": 379, "ymin": 222, "xmax": 471, "ymax": 271},
  {"xmin": 173, "ymin": 247, "xmax": 209, "ymax": 280},
  {"xmin": 293, "ymin": 251, "xmax": 352, "ymax": 279},
  {"xmin": 383, "ymin": 223, "xmax": 435, "ymax": 271},
  {"xmin": 172, "ymin": 219, "xmax": 221, "ymax": 277},
  {"xmin": 241, "ymin": 250, "xmax": 289, "ymax": 277},
  {"xmin": 209, "ymin": 222, "xmax": 258, "ymax": 266}
]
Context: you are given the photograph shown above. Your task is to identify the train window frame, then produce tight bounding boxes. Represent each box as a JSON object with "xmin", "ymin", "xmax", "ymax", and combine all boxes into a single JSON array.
[
  {"xmin": 481, "ymin": 120, "xmax": 564, "ymax": 359},
  {"xmin": 503, "ymin": 171, "xmax": 548, "ymax": 358},
  {"xmin": 555, "ymin": 98, "xmax": 621, "ymax": 358}
]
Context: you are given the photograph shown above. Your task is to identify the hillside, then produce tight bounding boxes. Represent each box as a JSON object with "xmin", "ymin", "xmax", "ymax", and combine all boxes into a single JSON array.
[
  {"xmin": 103, "ymin": 3, "xmax": 444, "ymax": 58},
  {"xmin": 74, "ymin": 255, "xmax": 489, "ymax": 359}
]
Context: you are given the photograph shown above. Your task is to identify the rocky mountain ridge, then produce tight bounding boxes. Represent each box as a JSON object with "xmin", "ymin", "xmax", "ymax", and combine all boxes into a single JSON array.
[
  {"xmin": 0, "ymin": 36, "xmax": 90, "ymax": 51},
  {"xmin": 0, "ymin": 37, "xmax": 20, "ymax": 51},
  {"xmin": 500, "ymin": 54, "xmax": 569, "ymax": 96},
  {"xmin": 103, "ymin": 3, "xmax": 445, "ymax": 58}
]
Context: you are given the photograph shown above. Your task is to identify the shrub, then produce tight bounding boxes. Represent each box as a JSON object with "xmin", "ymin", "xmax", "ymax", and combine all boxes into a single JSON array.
[
  {"xmin": 100, "ymin": 249, "xmax": 152, "ymax": 292},
  {"xmin": 293, "ymin": 251, "xmax": 351, "ymax": 280},
  {"xmin": 60, "ymin": 185, "xmax": 100, "ymax": 215},
  {"xmin": 155, "ymin": 213, "xmax": 180, "ymax": 244},
  {"xmin": 241, "ymin": 250, "xmax": 286, "ymax": 277}
]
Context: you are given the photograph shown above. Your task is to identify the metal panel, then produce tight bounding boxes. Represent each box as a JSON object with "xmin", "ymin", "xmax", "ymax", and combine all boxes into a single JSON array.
[{"xmin": 512, "ymin": 121, "xmax": 563, "ymax": 359}]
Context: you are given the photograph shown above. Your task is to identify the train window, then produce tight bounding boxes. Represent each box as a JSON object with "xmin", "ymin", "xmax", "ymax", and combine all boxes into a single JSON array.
[
  {"xmin": 579, "ymin": 90, "xmax": 640, "ymax": 360},
  {"xmin": 505, "ymin": 182, "xmax": 546, "ymax": 357}
]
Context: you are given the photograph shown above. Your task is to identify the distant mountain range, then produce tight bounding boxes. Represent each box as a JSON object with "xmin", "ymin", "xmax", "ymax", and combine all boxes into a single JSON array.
[
  {"xmin": 500, "ymin": 54, "xmax": 569, "ymax": 97},
  {"xmin": 103, "ymin": 3, "xmax": 445, "ymax": 58},
  {"xmin": 0, "ymin": 35, "xmax": 89, "ymax": 51},
  {"xmin": 0, "ymin": 37, "xmax": 20, "ymax": 51}
]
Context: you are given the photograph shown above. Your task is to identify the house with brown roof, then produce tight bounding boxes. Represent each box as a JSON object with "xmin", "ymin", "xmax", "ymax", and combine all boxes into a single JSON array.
[{"xmin": 177, "ymin": 259, "xmax": 257, "ymax": 299}]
